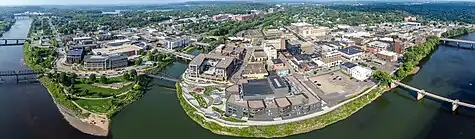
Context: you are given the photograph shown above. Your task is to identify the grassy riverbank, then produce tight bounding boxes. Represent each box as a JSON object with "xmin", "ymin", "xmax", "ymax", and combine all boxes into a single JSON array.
[{"xmin": 177, "ymin": 83, "xmax": 386, "ymax": 138}]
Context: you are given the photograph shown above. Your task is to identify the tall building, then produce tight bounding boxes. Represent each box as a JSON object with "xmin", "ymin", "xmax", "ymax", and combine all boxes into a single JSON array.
[
  {"xmin": 321, "ymin": 51, "xmax": 342, "ymax": 67},
  {"xmin": 83, "ymin": 54, "xmax": 128, "ymax": 71},
  {"xmin": 393, "ymin": 39, "xmax": 404, "ymax": 54}
]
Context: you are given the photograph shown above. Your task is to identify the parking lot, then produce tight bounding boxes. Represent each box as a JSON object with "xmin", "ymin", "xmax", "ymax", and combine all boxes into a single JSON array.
[{"xmin": 308, "ymin": 71, "xmax": 375, "ymax": 96}]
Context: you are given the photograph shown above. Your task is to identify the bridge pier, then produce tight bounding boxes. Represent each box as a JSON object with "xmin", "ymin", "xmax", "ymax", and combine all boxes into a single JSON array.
[
  {"xmin": 452, "ymin": 99, "xmax": 459, "ymax": 112},
  {"xmin": 417, "ymin": 90, "xmax": 425, "ymax": 100},
  {"xmin": 4, "ymin": 40, "xmax": 7, "ymax": 45},
  {"xmin": 16, "ymin": 40, "xmax": 19, "ymax": 44},
  {"xmin": 457, "ymin": 42, "xmax": 460, "ymax": 47}
]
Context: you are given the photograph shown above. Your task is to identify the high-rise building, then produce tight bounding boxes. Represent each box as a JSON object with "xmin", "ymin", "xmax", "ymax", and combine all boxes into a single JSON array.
[{"xmin": 393, "ymin": 39, "xmax": 404, "ymax": 54}]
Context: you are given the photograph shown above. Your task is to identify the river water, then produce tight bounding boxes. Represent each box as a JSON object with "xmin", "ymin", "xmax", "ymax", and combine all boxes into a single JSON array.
[
  {"xmin": 0, "ymin": 19, "xmax": 102, "ymax": 139},
  {"xmin": 2, "ymin": 19, "xmax": 475, "ymax": 139},
  {"xmin": 110, "ymin": 36, "xmax": 475, "ymax": 139}
]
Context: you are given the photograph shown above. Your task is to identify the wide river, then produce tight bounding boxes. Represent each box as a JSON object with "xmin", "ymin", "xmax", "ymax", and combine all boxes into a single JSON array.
[{"xmin": 1, "ymin": 19, "xmax": 475, "ymax": 139}]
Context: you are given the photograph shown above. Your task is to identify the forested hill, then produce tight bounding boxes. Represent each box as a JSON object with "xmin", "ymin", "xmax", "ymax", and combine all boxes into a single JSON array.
[{"xmin": 328, "ymin": 2, "xmax": 475, "ymax": 23}]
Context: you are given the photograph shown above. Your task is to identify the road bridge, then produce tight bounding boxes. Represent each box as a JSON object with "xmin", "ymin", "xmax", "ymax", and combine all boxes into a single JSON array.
[
  {"xmin": 440, "ymin": 38, "xmax": 475, "ymax": 49},
  {"xmin": 0, "ymin": 39, "xmax": 26, "ymax": 46},
  {"xmin": 0, "ymin": 70, "xmax": 41, "ymax": 83},
  {"xmin": 393, "ymin": 81, "xmax": 475, "ymax": 111}
]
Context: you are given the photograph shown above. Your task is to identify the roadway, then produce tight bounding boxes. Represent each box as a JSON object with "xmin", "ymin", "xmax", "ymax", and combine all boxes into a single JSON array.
[{"xmin": 394, "ymin": 81, "xmax": 475, "ymax": 109}]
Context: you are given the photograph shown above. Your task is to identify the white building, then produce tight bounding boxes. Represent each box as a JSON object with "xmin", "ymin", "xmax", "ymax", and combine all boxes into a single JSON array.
[
  {"xmin": 263, "ymin": 44, "xmax": 277, "ymax": 59},
  {"xmin": 368, "ymin": 41, "xmax": 390, "ymax": 51},
  {"xmin": 342, "ymin": 63, "xmax": 373, "ymax": 81},
  {"xmin": 164, "ymin": 37, "xmax": 189, "ymax": 50}
]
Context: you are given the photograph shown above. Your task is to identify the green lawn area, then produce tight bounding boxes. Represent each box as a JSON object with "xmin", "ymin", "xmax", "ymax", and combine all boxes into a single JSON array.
[
  {"xmin": 75, "ymin": 99, "xmax": 113, "ymax": 114},
  {"xmin": 74, "ymin": 83, "xmax": 133, "ymax": 97},
  {"xmin": 204, "ymin": 87, "xmax": 222, "ymax": 96},
  {"xmin": 190, "ymin": 92, "xmax": 208, "ymax": 108}
]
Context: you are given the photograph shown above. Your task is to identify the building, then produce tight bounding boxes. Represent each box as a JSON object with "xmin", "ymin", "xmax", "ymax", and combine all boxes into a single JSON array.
[
  {"xmin": 368, "ymin": 41, "xmax": 390, "ymax": 52},
  {"xmin": 66, "ymin": 49, "xmax": 84, "ymax": 64},
  {"xmin": 338, "ymin": 46, "xmax": 362, "ymax": 61},
  {"xmin": 164, "ymin": 37, "xmax": 189, "ymax": 50},
  {"xmin": 242, "ymin": 63, "xmax": 268, "ymax": 79},
  {"xmin": 414, "ymin": 37, "xmax": 426, "ymax": 45},
  {"xmin": 212, "ymin": 14, "xmax": 232, "ymax": 21},
  {"xmin": 298, "ymin": 26, "xmax": 329, "ymax": 38},
  {"xmin": 404, "ymin": 16, "xmax": 417, "ymax": 22},
  {"xmin": 251, "ymin": 47, "xmax": 269, "ymax": 62},
  {"xmin": 263, "ymin": 44, "xmax": 278, "ymax": 59},
  {"xmin": 83, "ymin": 54, "xmax": 128, "ymax": 71},
  {"xmin": 285, "ymin": 40, "xmax": 302, "ymax": 55},
  {"xmin": 264, "ymin": 39, "xmax": 286, "ymax": 51},
  {"xmin": 186, "ymin": 54, "xmax": 236, "ymax": 83},
  {"xmin": 341, "ymin": 63, "xmax": 373, "ymax": 81},
  {"xmin": 376, "ymin": 50, "xmax": 398, "ymax": 62},
  {"xmin": 226, "ymin": 76, "xmax": 322, "ymax": 120},
  {"xmin": 321, "ymin": 51, "xmax": 342, "ymax": 67},
  {"xmin": 393, "ymin": 39, "xmax": 404, "ymax": 54},
  {"xmin": 91, "ymin": 44, "xmax": 144, "ymax": 57}
]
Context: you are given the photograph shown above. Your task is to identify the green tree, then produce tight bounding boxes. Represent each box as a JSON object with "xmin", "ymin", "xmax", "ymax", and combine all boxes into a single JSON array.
[
  {"xmin": 129, "ymin": 69, "xmax": 137, "ymax": 80},
  {"xmin": 135, "ymin": 57, "xmax": 143, "ymax": 66},
  {"xmin": 89, "ymin": 74, "xmax": 96, "ymax": 82},
  {"xmin": 372, "ymin": 70, "xmax": 392, "ymax": 86},
  {"xmin": 123, "ymin": 72, "xmax": 130, "ymax": 81},
  {"xmin": 99, "ymin": 76, "xmax": 108, "ymax": 84}
]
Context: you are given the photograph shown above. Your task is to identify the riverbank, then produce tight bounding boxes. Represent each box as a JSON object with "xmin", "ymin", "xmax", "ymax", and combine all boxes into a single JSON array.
[{"xmin": 177, "ymin": 82, "xmax": 389, "ymax": 138}]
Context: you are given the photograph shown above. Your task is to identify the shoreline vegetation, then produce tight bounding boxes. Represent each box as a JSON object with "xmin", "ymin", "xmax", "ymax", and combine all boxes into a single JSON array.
[
  {"xmin": 176, "ymin": 82, "xmax": 388, "ymax": 138},
  {"xmin": 0, "ymin": 19, "xmax": 15, "ymax": 37},
  {"xmin": 176, "ymin": 32, "xmax": 467, "ymax": 138}
]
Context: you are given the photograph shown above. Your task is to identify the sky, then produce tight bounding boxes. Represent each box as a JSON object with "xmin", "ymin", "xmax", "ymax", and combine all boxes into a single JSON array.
[
  {"xmin": 0, "ymin": 0, "xmax": 471, "ymax": 6},
  {"xmin": 0, "ymin": 0, "xmax": 198, "ymax": 6}
]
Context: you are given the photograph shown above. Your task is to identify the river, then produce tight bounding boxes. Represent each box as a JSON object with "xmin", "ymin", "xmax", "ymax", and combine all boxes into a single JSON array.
[
  {"xmin": 0, "ymin": 19, "xmax": 103, "ymax": 139},
  {"xmin": 2, "ymin": 19, "xmax": 475, "ymax": 139},
  {"xmin": 110, "ymin": 36, "xmax": 475, "ymax": 139}
]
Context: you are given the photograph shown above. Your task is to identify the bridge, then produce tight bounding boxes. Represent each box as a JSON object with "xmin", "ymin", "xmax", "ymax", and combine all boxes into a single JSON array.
[
  {"xmin": 155, "ymin": 47, "xmax": 196, "ymax": 60},
  {"xmin": 393, "ymin": 81, "xmax": 475, "ymax": 111},
  {"xmin": 440, "ymin": 38, "xmax": 475, "ymax": 49},
  {"xmin": 0, "ymin": 39, "xmax": 26, "ymax": 46},
  {"xmin": 145, "ymin": 74, "xmax": 180, "ymax": 82},
  {"xmin": 0, "ymin": 70, "xmax": 41, "ymax": 83}
]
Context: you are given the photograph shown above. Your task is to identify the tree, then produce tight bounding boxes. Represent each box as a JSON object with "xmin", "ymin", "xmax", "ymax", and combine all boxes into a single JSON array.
[
  {"xmin": 100, "ymin": 76, "xmax": 108, "ymax": 84},
  {"xmin": 129, "ymin": 69, "xmax": 137, "ymax": 80},
  {"xmin": 372, "ymin": 70, "xmax": 392, "ymax": 86},
  {"xmin": 80, "ymin": 78, "xmax": 88, "ymax": 84},
  {"xmin": 135, "ymin": 57, "xmax": 143, "ymax": 66},
  {"xmin": 371, "ymin": 66, "xmax": 377, "ymax": 70},
  {"xmin": 89, "ymin": 74, "xmax": 96, "ymax": 82},
  {"xmin": 123, "ymin": 72, "xmax": 130, "ymax": 81},
  {"xmin": 133, "ymin": 84, "xmax": 142, "ymax": 90}
]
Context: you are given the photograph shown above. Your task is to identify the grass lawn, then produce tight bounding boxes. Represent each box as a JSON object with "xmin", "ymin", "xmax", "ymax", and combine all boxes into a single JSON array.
[
  {"xmin": 74, "ymin": 83, "xmax": 134, "ymax": 97},
  {"xmin": 75, "ymin": 99, "xmax": 113, "ymax": 114}
]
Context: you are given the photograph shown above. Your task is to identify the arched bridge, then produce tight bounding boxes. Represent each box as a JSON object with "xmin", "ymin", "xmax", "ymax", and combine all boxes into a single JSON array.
[
  {"xmin": 393, "ymin": 81, "xmax": 475, "ymax": 111},
  {"xmin": 0, "ymin": 39, "xmax": 26, "ymax": 46}
]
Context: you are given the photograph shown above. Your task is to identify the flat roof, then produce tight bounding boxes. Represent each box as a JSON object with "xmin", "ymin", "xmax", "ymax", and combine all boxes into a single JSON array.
[
  {"xmin": 243, "ymin": 63, "xmax": 267, "ymax": 75},
  {"xmin": 342, "ymin": 62, "xmax": 357, "ymax": 69},
  {"xmin": 275, "ymin": 97, "xmax": 291, "ymax": 107},
  {"xmin": 92, "ymin": 44, "xmax": 143, "ymax": 55},
  {"xmin": 248, "ymin": 100, "xmax": 265, "ymax": 109},
  {"xmin": 338, "ymin": 46, "xmax": 362, "ymax": 55},
  {"xmin": 269, "ymin": 76, "xmax": 287, "ymax": 89},
  {"xmin": 242, "ymin": 79, "xmax": 274, "ymax": 97},
  {"xmin": 271, "ymin": 59, "xmax": 283, "ymax": 64},
  {"xmin": 67, "ymin": 49, "xmax": 83, "ymax": 56}
]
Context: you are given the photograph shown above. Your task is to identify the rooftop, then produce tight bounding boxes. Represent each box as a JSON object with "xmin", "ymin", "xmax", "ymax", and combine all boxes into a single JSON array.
[
  {"xmin": 342, "ymin": 62, "xmax": 358, "ymax": 69},
  {"xmin": 92, "ymin": 44, "xmax": 143, "ymax": 56},
  {"xmin": 338, "ymin": 46, "xmax": 362, "ymax": 55},
  {"xmin": 67, "ymin": 49, "xmax": 83, "ymax": 56},
  {"xmin": 243, "ymin": 63, "xmax": 267, "ymax": 75},
  {"xmin": 271, "ymin": 59, "xmax": 283, "ymax": 64}
]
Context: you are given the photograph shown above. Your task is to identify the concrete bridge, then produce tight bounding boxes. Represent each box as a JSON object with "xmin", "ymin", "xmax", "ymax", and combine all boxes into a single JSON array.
[
  {"xmin": 0, "ymin": 70, "xmax": 41, "ymax": 83},
  {"xmin": 0, "ymin": 39, "xmax": 26, "ymax": 46},
  {"xmin": 145, "ymin": 74, "xmax": 180, "ymax": 82},
  {"xmin": 155, "ymin": 47, "xmax": 195, "ymax": 60},
  {"xmin": 440, "ymin": 38, "xmax": 475, "ymax": 49},
  {"xmin": 393, "ymin": 81, "xmax": 475, "ymax": 111}
]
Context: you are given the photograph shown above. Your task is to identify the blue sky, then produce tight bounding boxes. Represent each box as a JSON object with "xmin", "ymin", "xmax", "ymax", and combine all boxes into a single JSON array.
[
  {"xmin": 1, "ymin": 0, "xmax": 471, "ymax": 6},
  {"xmin": 0, "ymin": 0, "xmax": 198, "ymax": 5}
]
